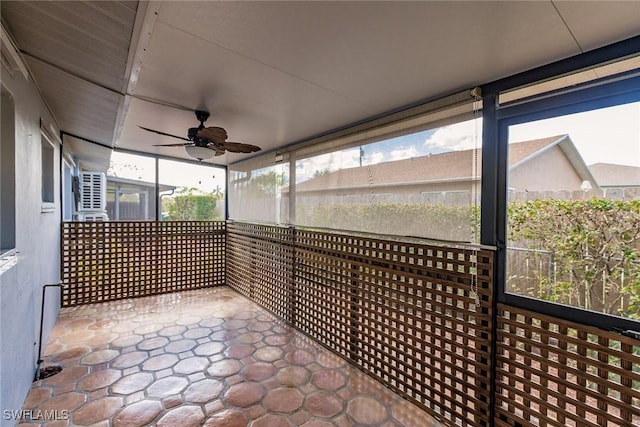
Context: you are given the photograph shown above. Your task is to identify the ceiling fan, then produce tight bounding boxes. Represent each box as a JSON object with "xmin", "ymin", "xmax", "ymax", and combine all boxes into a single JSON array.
[{"xmin": 139, "ymin": 110, "xmax": 261, "ymax": 160}]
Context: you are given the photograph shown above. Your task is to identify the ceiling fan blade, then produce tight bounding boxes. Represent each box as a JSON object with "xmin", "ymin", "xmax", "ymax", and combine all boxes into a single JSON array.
[
  {"xmin": 197, "ymin": 126, "xmax": 228, "ymax": 143},
  {"xmin": 152, "ymin": 142, "xmax": 193, "ymax": 147},
  {"xmin": 139, "ymin": 126, "xmax": 190, "ymax": 141},
  {"xmin": 222, "ymin": 142, "xmax": 262, "ymax": 153},
  {"xmin": 201, "ymin": 145, "xmax": 226, "ymax": 156}
]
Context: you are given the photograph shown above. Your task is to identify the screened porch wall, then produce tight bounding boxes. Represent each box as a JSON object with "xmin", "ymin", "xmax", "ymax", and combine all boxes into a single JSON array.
[
  {"xmin": 227, "ymin": 89, "xmax": 481, "ymax": 242},
  {"xmin": 225, "ymin": 221, "xmax": 640, "ymax": 427},
  {"xmin": 226, "ymin": 221, "xmax": 494, "ymax": 426},
  {"xmin": 60, "ymin": 221, "xmax": 226, "ymax": 306},
  {"xmin": 57, "ymin": 219, "xmax": 640, "ymax": 426}
]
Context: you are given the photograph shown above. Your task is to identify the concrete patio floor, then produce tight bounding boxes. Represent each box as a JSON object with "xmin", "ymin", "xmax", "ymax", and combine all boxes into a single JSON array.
[{"xmin": 18, "ymin": 287, "xmax": 441, "ymax": 426}]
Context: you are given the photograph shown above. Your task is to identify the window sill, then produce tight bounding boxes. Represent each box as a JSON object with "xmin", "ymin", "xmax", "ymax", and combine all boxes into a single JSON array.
[
  {"xmin": 0, "ymin": 249, "xmax": 18, "ymax": 274},
  {"xmin": 41, "ymin": 203, "xmax": 56, "ymax": 213}
]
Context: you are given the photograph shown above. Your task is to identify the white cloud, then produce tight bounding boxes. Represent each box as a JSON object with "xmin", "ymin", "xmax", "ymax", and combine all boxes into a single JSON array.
[
  {"xmin": 389, "ymin": 146, "xmax": 420, "ymax": 161},
  {"xmin": 296, "ymin": 149, "xmax": 360, "ymax": 182},
  {"xmin": 366, "ymin": 151, "xmax": 385, "ymax": 165},
  {"xmin": 423, "ymin": 118, "xmax": 481, "ymax": 152}
]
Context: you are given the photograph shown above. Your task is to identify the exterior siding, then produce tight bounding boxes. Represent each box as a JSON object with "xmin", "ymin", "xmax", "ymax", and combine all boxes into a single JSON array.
[{"xmin": 0, "ymin": 60, "xmax": 61, "ymax": 425}]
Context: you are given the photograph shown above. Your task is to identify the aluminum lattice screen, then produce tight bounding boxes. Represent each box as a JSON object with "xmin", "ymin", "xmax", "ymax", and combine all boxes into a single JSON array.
[
  {"xmin": 61, "ymin": 221, "xmax": 225, "ymax": 306},
  {"xmin": 226, "ymin": 222, "xmax": 294, "ymax": 321},
  {"xmin": 295, "ymin": 229, "xmax": 493, "ymax": 426},
  {"xmin": 226, "ymin": 223, "xmax": 493, "ymax": 427},
  {"xmin": 496, "ymin": 305, "xmax": 640, "ymax": 427}
]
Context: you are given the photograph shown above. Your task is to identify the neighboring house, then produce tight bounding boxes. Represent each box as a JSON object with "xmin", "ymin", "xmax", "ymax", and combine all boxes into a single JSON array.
[
  {"xmin": 106, "ymin": 176, "xmax": 175, "ymax": 220},
  {"xmin": 589, "ymin": 162, "xmax": 640, "ymax": 200},
  {"xmin": 291, "ymin": 135, "xmax": 599, "ymax": 205}
]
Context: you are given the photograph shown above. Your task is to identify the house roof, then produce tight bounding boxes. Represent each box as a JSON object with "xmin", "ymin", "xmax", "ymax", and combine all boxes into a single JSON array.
[
  {"xmin": 294, "ymin": 135, "xmax": 580, "ymax": 192},
  {"xmin": 589, "ymin": 163, "xmax": 640, "ymax": 187},
  {"xmin": 107, "ymin": 176, "xmax": 176, "ymax": 193}
]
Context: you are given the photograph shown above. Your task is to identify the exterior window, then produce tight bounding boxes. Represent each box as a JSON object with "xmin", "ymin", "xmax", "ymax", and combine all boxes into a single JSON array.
[
  {"xmin": 500, "ymin": 74, "xmax": 640, "ymax": 326},
  {"xmin": 158, "ymin": 159, "xmax": 226, "ymax": 221},
  {"xmin": 1, "ymin": 85, "xmax": 16, "ymax": 254},
  {"xmin": 41, "ymin": 134, "xmax": 55, "ymax": 204},
  {"xmin": 107, "ymin": 152, "xmax": 156, "ymax": 220}
]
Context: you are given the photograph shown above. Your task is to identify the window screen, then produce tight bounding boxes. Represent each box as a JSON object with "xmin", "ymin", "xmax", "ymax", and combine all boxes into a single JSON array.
[
  {"xmin": 228, "ymin": 155, "xmax": 289, "ymax": 224},
  {"xmin": 506, "ymin": 100, "xmax": 640, "ymax": 320},
  {"xmin": 227, "ymin": 89, "xmax": 480, "ymax": 242},
  {"xmin": 293, "ymin": 90, "xmax": 480, "ymax": 242}
]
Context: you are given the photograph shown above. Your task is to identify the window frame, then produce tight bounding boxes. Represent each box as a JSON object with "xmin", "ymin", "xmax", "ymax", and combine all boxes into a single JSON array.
[
  {"xmin": 40, "ymin": 131, "xmax": 56, "ymax": 209},
  {"xmin": 61, "ymin": 157, "xmax": 74, "ymax": 221},
  {"xmin": 103, "ymin": 148, "xmax": 227, "ymax": 221},
  {"xmin": 492, "ymin": 73, "xmax": 640, "ymax": 332},
  {"xmin": 0, "ymin": 84, "xmax": 16, "ymax": 257}
]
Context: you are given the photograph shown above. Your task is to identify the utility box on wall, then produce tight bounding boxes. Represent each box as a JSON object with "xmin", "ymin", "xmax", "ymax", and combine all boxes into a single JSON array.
[{"xmin": 75, "ymin": 172, "xmax": 108, "ymax": 221}]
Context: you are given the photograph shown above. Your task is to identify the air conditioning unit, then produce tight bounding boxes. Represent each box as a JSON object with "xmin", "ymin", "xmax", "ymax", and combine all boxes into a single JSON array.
[
  {"xmin": 78, "ymin": 172, "xmax": 106, "ymax": 212},
  {"xmin": 77, "ymin": 212, "xmax": 109, "ymax": 222}
]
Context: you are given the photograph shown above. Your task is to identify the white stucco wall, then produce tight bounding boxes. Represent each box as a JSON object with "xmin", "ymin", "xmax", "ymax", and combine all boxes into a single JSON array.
[
  {"xmin": 1, "ymin": 62, "xmax": 61, "ymax": 426},
  {"xmin": 509, "ymin": 145, "xmax": 584, "ymax": 192}
]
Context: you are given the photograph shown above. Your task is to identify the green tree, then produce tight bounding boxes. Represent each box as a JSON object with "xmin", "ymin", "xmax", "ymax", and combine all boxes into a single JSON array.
[
  {"xmin": 508, "ymin": 198, "xmax": 640, "ymax": 318},
  {"xmin": 246, "ymin": 170, "xmax": 288, "ymax": 197},
  {"xmin": 165, "ymin": 187, "xmax": 219, "ymax": 220},
  {"xmin": 313, "ymin": 168, "xmax": 332, "ymax": 178}
]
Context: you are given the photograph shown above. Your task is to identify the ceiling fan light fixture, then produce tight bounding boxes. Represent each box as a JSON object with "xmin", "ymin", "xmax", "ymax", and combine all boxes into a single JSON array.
[
  {"xmin": 185, "ymin": 145, "xmax": 214, "ymax": 160},
  {"xmin": 142, "ymin": 110, "xmax": 261, "ymax": 157}
]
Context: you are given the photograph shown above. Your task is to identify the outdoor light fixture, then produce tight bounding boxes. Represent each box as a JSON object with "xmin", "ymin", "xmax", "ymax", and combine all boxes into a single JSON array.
[{"xmin": 185, "ymin": 145, "xmax": 214, "ymax": 160}]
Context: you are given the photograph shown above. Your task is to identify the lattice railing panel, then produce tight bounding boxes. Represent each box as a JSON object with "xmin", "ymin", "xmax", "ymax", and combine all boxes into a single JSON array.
[
  {"xmin": 496, "ymin": 304, "xmax": 640, "ymax": 427},
  {"xmin": 295, "ymin": 229, "xmax": 493, "ymax": 427},
  {"xmin": 225, "ymin": 225, "xmax": 253, "ymax": 297},
  {"xmin": 295, "ymin": 230, "xmax": 359, "ymax": 361},
  {"xmin": 60, "ymin": 221, "xmax": 225, "ymax": 306},
  {"xmin": 226, "ymin": 222, "xmax": 294, "ymax": 321}
]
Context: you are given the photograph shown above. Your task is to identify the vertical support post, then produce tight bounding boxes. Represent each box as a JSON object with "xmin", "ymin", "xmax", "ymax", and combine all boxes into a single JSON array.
[
  {"xmin": 154, "ymin": 157, "xmax": 160, "ymax": 220},
  {"xmin": 288, "ymin": 225, "xmax": 296, "ymax": 326},
  {"xmin": 480, "ymin": 91, "xmax": 503, "ymax": 427},
  {"xmin": 114, "ymin": 185, "xmax": 120, "ymax": 220},
  {"xmin": 349, "ymin": 258, "xmax": 360, "ymax": 365},
  {"xmin": 288, "ymin": 151, "xmax": 296, "ymax": 225}
]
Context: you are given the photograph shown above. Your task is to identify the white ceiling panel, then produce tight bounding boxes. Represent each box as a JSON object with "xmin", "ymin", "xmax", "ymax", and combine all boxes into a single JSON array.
[
  {"xmin": 25, "ymin": 58, "xmax": 122, "ymax": 146},
  {"xmin": 64, "ymin": 135, "xmax": 113, "ymax": 172},
  {"xmin": 553, "ymin": 1, "xmax": 640, "ymax": 52},
  {"xmin": 2, "ymin": 1, "xmax": 639, "ymax": 168},
  {"xmin": 121, "ymin": 20, "xmax": 380, "ymax": 155},
  {"xmin": 157, "ymin": 1, "xmax": 577, "ymax": 109}
]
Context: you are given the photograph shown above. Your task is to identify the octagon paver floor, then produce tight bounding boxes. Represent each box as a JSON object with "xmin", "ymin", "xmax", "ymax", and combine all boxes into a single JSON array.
[{"xmin": 18, "ymin": 287, "xmax": 442, "ymax": 426}]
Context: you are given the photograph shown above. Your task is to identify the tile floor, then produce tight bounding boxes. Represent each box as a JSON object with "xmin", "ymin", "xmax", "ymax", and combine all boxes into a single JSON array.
[{"xmin": 19, "ymin": 287, "xmax": 441, "ymax": 427}]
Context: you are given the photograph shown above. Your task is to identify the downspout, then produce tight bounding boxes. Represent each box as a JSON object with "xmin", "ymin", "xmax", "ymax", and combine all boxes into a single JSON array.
[
  {"xmin": 159, "ymin": 188, "xmax": 175, "ymax": 220},
  {"xmin": 34, "ymin": 283, "xmax": 63, "ymax": 381},
  {"xmin": 59, "ymin": 130, "xmax": 64, "ymax": 223}
]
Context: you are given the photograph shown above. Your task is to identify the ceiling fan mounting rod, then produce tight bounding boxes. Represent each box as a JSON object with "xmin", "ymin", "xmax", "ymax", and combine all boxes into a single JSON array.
[{"xmin": 195, "ymin": 110, "xmax": 210, "ymax": 125}]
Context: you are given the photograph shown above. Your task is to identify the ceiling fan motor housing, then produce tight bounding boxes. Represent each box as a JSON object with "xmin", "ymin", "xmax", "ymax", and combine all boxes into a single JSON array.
[
  {"xmin": 195, "ymin": 110, "xmax": 210, "ymax": 123},
  {"xmin": 188, "ymin": 127, "xmax": 199, "ymax": 140}
]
